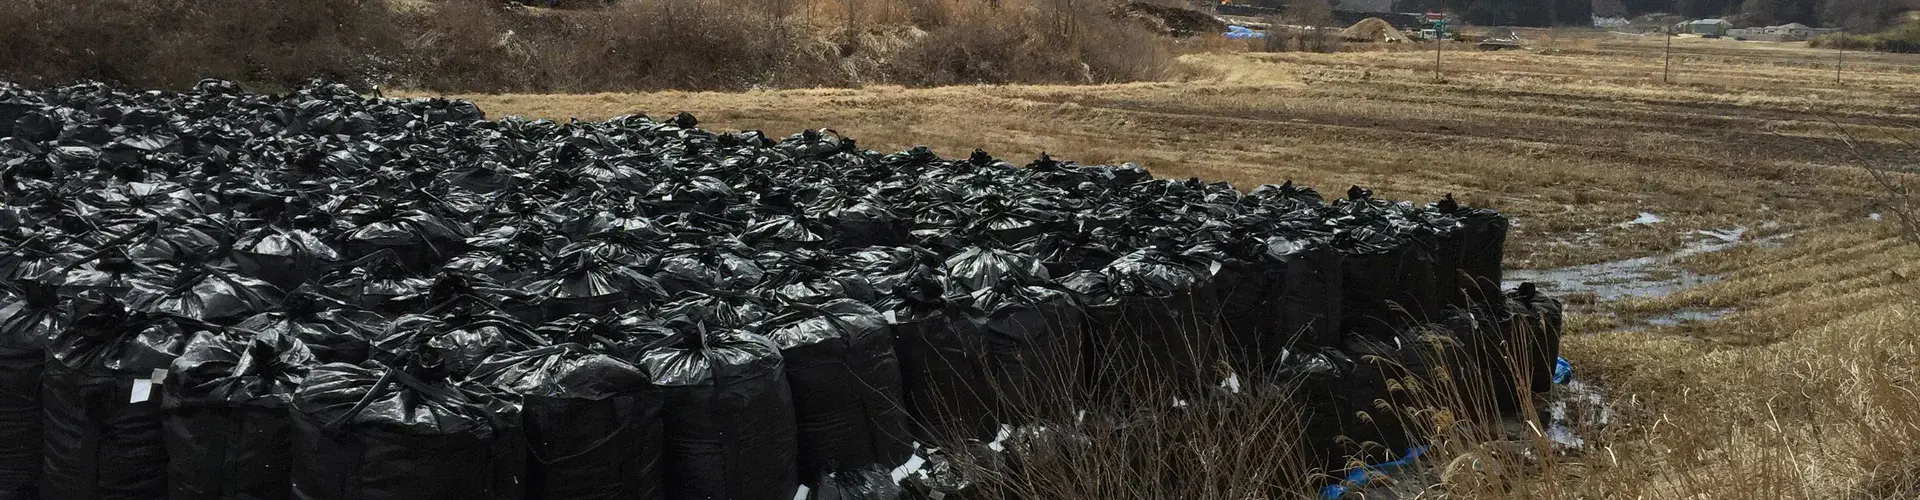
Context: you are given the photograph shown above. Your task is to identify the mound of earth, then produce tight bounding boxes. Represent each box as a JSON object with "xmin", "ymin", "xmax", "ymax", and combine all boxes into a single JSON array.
[
  {"xmin": 1110, "ymin": 2, "xmax": 1227, "ymax": 37},
  {"xmin": 1341, "ymin": 17, "xmax": 1410, "ymax": 42}
]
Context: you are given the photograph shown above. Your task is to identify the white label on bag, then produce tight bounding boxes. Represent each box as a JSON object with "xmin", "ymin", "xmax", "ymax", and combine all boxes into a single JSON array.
[
  {"xmin": 792, "ymin": 485, "xmax": 809, "ymax": 500},
  {"xmin": 130, "ymin": 379, "xmax": 153, "ymax": 403},
  {"xmin": 891, "ymin": 454, "xmax": 925, "ymax": 483},
  {"xmin": 151, "ymin": 368, "xmax": 169, "ymax": 384}
]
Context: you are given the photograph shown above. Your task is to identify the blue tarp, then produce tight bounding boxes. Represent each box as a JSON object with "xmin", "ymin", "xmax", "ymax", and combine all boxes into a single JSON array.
[
  {"xmin": 1224, "ymin": 25, "xmax": 1268, "ymax": 39},
  {"xmin": 1318, "ymin": 446, "xmax": 1428, "ymax": 499}
]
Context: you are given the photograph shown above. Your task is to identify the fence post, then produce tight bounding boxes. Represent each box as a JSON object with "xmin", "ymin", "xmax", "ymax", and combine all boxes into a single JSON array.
[
  {"xmin": 1837, "ymin": 43, "xmax": 1845, "ymax": 86},
  {"xmin": 1663, "ymin": 28, "xmax": 1673, "ymax": 84}
]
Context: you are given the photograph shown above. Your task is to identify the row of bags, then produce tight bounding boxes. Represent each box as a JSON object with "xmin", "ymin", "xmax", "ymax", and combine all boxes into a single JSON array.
[{"xmin": 0, "ymin": 276, "xmax": 1562, "ymax": 500}]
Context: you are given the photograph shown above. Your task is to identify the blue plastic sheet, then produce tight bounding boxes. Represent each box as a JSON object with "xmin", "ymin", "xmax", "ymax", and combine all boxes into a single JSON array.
[
  {"xmin": 1554, "ymin": 356, "xmax": 1572, "ymax": 385},
  {"xmin": 1318, "ymin": 446, "xmax": 1428, "ymax": 499},
  {"xmin": 1224, "ymin": 25, "xmax": 1268, "ymax": 39}
]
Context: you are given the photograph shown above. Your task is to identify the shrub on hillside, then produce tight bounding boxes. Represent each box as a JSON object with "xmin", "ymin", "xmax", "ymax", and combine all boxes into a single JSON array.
[
  {"xmin": 1809, "ymin": 21, "xmax": 1920, "ymax": 52},
  {"xmin": 0, "ymin": 0, "xmax": 1175, "ymax": 92},
  {"xmin": 0, "ymin": 0, "xmax": 400, "ymax": 90}
]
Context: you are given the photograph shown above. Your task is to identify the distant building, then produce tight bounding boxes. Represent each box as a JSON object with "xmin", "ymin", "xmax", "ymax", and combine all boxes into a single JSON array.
[
  {"xmin": 1332, "ymin": 0, "xmax": 1393, "ymax": 14},
  {"xmin": 1727, "ymin": 22, "xmax": 1841, "ymax": 41},
  {"xmin": 1682, "ymin": 18, "xmax": 1731, "ymax": 35}
]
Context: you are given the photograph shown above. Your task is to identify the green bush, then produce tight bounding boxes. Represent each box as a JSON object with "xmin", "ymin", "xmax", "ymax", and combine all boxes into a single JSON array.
[{"xmin": 1809, "ymin": 21, "xmax": 1920, "ymax": 53}]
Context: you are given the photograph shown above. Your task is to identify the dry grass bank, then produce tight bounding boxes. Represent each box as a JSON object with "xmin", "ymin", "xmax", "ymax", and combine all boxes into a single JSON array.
[
  {"xmin": 431, "ymin": 40, "xmax": 1920, "ymax": 498},
  {"xmin": 0, "ymin": 0, "xmax": 1176, "ymax": 92}
]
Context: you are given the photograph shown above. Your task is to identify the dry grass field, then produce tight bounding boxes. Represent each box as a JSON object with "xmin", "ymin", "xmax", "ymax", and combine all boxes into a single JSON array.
[{"xmin": 425, "ymin": 33, "xmax": 1920, "ymax": 498}]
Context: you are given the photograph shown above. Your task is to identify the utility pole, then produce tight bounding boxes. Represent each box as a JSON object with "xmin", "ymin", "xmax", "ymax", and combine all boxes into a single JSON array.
[
  {"xmin": 1663, "ymin": 28, "xmax": 1673, "ymax": 84},
  {"xmin": 1433, "ymin": 18, "xmax": 1445, "ymax": 82},
  {"xmin": 1837, "ymin": 43, "xmax": 1845, "ymax": 85}
]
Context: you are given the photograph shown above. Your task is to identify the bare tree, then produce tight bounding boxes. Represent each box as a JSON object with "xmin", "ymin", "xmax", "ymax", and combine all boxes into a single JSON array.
[{"xmin": 1286, "ymin": 0, "xmax": 1334, "ymax": 26}]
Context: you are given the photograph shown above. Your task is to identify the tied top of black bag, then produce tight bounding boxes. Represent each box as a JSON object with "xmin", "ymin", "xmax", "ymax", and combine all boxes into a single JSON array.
[
  {"xmin": 293, "ymin": 361, "xmax": 520, "ymax": 438},
  {"xmin": 636, "ymin": 321, "xmax": 783, "ymax": 387},
  {"xmin": 756, "ymin": 298, "xmax": 888, "ymax": 351},
  {"xmin": 469, "ymin": 343, "xmax": 651, "ymax": 400},
  {"xmin": 165, "ymin": 327, "xmax": 317, "ymax": 408},
  {"xmin": 0, "ymin": 281, "xmax": 63, "ymax": 352}
]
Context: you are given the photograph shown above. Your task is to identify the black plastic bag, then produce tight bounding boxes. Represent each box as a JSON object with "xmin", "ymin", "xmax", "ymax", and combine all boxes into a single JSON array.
[
  {"xmin": 374, "ymin": 310, "xmax": 544, "ymax": 379},
  {"xmin": 41, "ymin": 294, "xmax": 198, "ymax": 500},
  {"xmin": 470, "ymin": 344, "xmax": 666, "ymax": 500},
  {"xmin": 232, "ymin": 223, "xmax": 343, "ymax": 291},
  {"xmin": 1266, "ymin": 235, "xmax": 1345, "ymax": 351},
  {"xmin": 319, "ymin": 250, "xmax": 434, "ymax": 315},
  {"xmin": 290, "ymin": 362, "xmax": 526, "ymax": 500},
  {"xmin": 835, "ymin": 246, "xmax": 942, "ymax": 309},
  {"xmin": 1092, "ymin": 247, "xmax": 1224, "ymax": 397},
  {"xmin": 887, "ymin": 281, "xmax": 997, "ymax": 444},
  {"xmin": 1270, "ymin": 348, "xmax": 1354, "ymax": 475},
  {"xmin": 942, "ymin": 246, "xmax": 1048, "ymax": 295},
  {"xmin": 1432, "ymin": 194, "xmax": 1507, "ymax": 310},
  {"xmin": 652, "ymin": 242, "xmax": 764, "ymax": 296},
  {"xmin": 901, "ymin": 444, "xmax": 1001, "ymax": 500},
  {"xmin": 234, "ymin": 287, "xmax": 386, "ymax": 365},
  {"xmin": 758, "ymin": 299, "xmax": 913, "ymax": 483},
  {"xmin": 125, "ymin": 266, "xmax": 285, "ymax": 325},
  {"xmin": 1332, "ymin": 224, "xmax": 1437, "ymax": 343},
  {"xmin": 339, "ymin": 208, "xmax": 469, "ymax": 272},
  {"xmin": 531, "ymin": 311, "xmax": 678, "ymax": 364},
  {"xmin": 1339, "ymin": 334, "xmax": 1427, "ymax": 460},
  {"xmin": 1508, "ymin": 283, "xmax": 1564, "ymax": 395},
  {"xmin": 960, "ymin": 282, "xmax": 1084, "ymax": 425},
  {"xmin": 806, "ymin": 464, "xmax": 904, "ymax": 500},
  {"xmin": 523, "ymin": 252, "xmax": 667, "ymax": 320},
  {"xmin": 637, "ymin": 324, "xmax": 799, "ymax": 500},
  {"xmin": 821, "ymin": 198, "xmax": 909, "ymax": 249},
  {"xmin": 0, "ymin": 283, "xmax": 60, "ymax": 498},
  {"xmin": 1437, "ymin": 306, "xmax": 1524, "ymax": 418},
  {"xmin": 162, "ymin": 327, "xmax": 316, "ymax": 500}
]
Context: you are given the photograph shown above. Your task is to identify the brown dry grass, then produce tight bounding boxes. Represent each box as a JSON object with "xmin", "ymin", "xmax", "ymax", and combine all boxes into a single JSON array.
[
  {"xmin": 0, "ymin": 0, "xmax": 1175, "ymax": 91},
  {"xmin": 430, "ymin": 36, "xmax": 1920, "ymax": 498}
]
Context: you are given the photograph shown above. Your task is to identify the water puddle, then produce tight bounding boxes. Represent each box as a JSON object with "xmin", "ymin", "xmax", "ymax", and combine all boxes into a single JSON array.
[
  {"xmin": 1507, "ymin": 226, "xmax": 1789, "ymax": 302},
  {"xmin": 1507, "ymin": 226, "xmax": 1790, "ymax": 331},
  {"xmin": 1642, "ymin": 307, "xmax": 1735, "ymax": 326}
]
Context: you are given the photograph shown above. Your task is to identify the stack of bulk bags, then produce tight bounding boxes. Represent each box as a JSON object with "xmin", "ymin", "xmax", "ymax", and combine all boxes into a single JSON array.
[
  {"xmin": 1201, "ymin": 226, "xmax": 1345, "ymax": 378},
  {"xmin": 1432, "ymin": 194, "xmax": 1510, "ymax": 311},
  {"xmin": 861, "ymin": 249, "xmax": 998, "ymax": 444},
  {"xmin": 945, "ymin": 246, "xmax": 1085, "ymax": 424},
  {"xmin": 41, "ymin": 294, "xmax": 194, "ymax": 500},
  {"xmin": 638, "ymin": 323, "xmax": 799, "ymax": 500},
  {"xmin": 1332, "ymin": 188, "xmax": 1442, "ymax": 342},
  {"xmin": 470, "ymin": 344, "xmax": 666, "ymax": 500},
  {"xmin": 0, "ymin": 283, "xmax": 60, "ymax": 499},
  {"xmin": 1507, "ymin": 283, "xmax": 1566, "ymax": 396},
  {"xmin": 1090, "ymin": 246, "xmax": 1224, "ymax": 399},
  {"xmin": 757, "ymin": 299, "xmax": 912, "ymax": 485},
  {"xmin": 162, "ymin": 328, "xmax": 315, "ymax": 500},
  {"xmin": 290, "ymin": 362, "xmax": 526, "ymax": 500}
]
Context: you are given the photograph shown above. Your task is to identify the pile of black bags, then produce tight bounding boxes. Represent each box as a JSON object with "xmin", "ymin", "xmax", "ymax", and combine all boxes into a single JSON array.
[{"xmin": 0, "ymin": 80, "xmax": 1563, "ymax": 499}]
